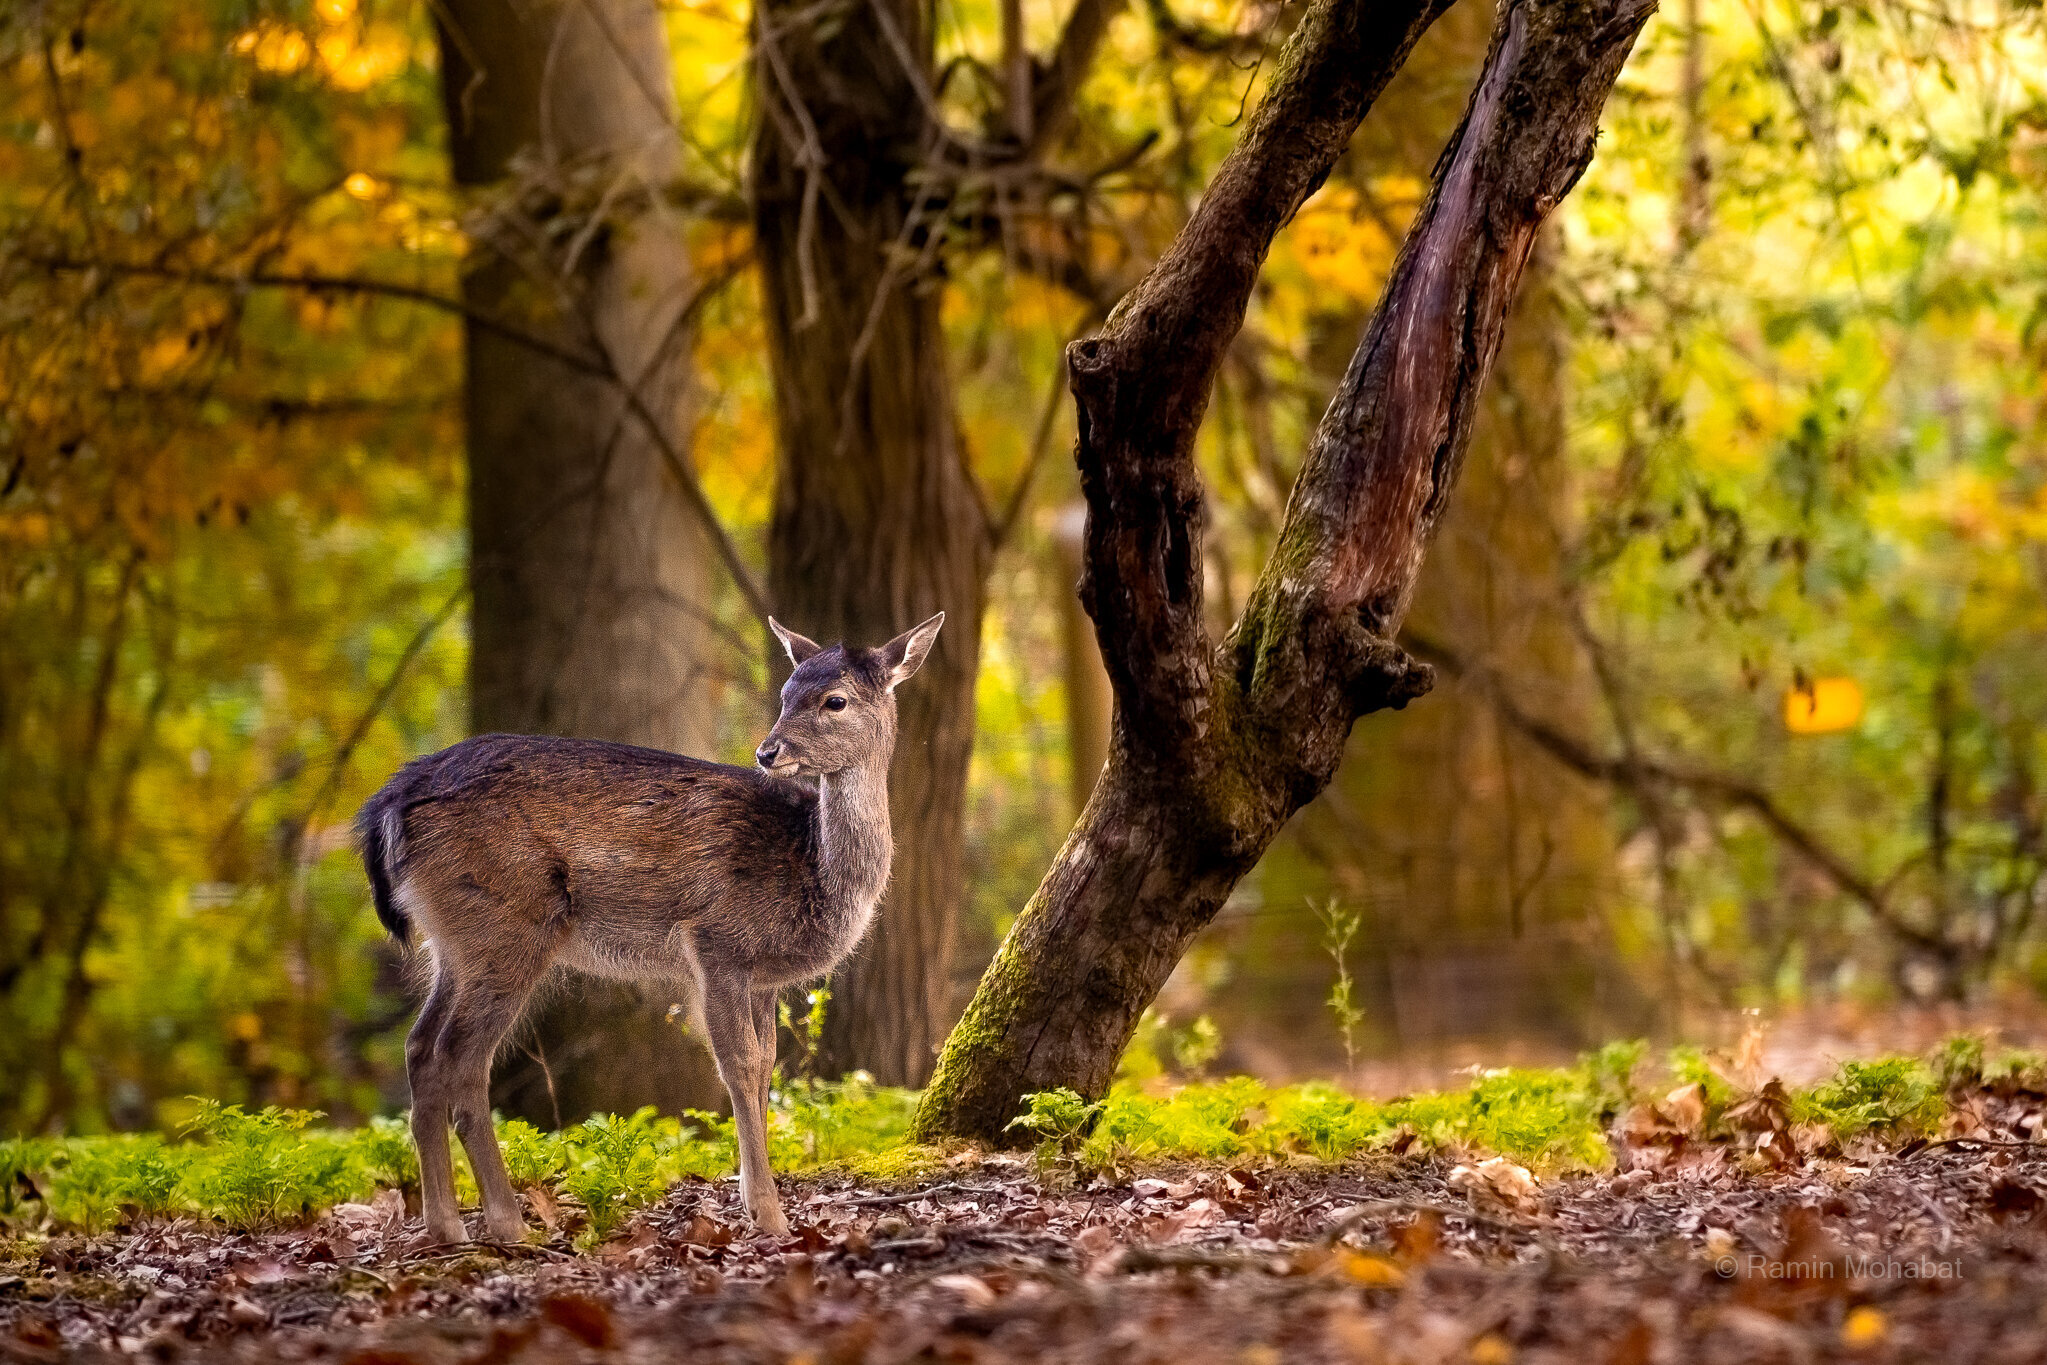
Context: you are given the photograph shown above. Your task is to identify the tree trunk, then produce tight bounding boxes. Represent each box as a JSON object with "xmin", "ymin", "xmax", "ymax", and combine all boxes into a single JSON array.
[
  {"xmin": 752, "ymin": 0, "xmax": 993, "ymax": 1086},
  {"xmin": 917, "ymin": 0, "xmax": 1655, "ymax": 1142},
  {"xmin": 432, "ymin": 0, "xmax": 727, "ymax": 1123}
]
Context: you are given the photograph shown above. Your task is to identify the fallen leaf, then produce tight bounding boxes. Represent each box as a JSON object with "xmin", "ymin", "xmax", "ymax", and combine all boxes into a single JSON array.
[
  {"xmin": 1391, "ymin": 1209, "xmax": 1443, "ymax": 1265},
  {"xmin": 930, "ymin": 1273, "xmax": 998, "ymax": 1307},
  {"xmin": 1074, "ymin": 1224, "xmax": 1116, "ymax": 1256},
  {"xmin": 541, "ymin": 1293, "xmax": 616, "ymax": 1349},
  {"xmin": 1470, "ymin": 1333, "xmax": 1515, "ymax": 1365},
  {"xmin": 1449, "ymin": 1157, "xmax": 1541, "ymax": 1214},
  {"xmin": 1988, "ymin": 1177, "xmax": 2044, "ymax": 1222},
  {"xmin": 524, "ymin": 1184, "xmax": 561, "ymax": 1232},
  {"xmin": 1663, "ymin": 1083, "xmax": 1708, "ymax": 1134},
  {"xmin": 1841, "ymin": 1306, "xmax": 1887, "ymax": 1348}
]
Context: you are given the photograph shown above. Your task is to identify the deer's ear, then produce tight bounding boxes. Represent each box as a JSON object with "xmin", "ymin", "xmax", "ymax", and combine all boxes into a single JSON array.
[
  {"xmin": 769, "ymin": 617, "xmax": 823, "ymax": 666},
  {"xmin": 879, "ymin": 612, "xmax": 944, "ymax": 690}
]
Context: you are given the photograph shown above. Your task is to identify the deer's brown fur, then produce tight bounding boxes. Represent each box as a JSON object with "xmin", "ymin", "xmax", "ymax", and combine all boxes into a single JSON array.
[{"xmin": 358, "ymin": 613, "xmax": 943, "ymax": 1242}]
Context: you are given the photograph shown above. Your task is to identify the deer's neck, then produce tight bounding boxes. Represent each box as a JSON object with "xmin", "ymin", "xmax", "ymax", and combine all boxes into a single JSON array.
[{"xmin": 815, "ymin": 760, "xmax": 891, "ymax": 933}]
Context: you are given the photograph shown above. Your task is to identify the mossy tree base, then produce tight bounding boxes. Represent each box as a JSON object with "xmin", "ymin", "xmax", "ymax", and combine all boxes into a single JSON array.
[{"xmin": 917, "ymin": 0, "xmax": 1658, "ymax": 1144}]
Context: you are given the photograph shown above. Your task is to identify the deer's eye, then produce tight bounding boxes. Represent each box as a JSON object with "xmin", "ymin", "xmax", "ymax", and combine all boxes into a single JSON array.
[{"xmin": 824, "ymin": 695, "xmax": 848, "ymax": 712}]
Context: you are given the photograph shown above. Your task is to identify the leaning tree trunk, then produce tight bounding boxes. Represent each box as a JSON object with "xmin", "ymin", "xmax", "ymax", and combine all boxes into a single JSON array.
[
  {"xmin": 433, "ymin": 0, "xmax": 727, "ymax": 1123},
  {"xmin": 917, "ymin": 0, "xmax": 1656, "ymax": 1142},
  {"xmin": 752, "ymin": 0, "xmax": 992, "ymax": 1085}
]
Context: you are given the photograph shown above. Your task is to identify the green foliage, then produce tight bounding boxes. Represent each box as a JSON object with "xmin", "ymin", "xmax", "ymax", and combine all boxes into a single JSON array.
[
  {"xmin": 559, "ymin": 1109, "xmax": 670, "ymax": 1239},
  {"xmin": 1006, "ymin": 1087, "xmax": 1104, "ymax": 1171},
  {"xmin": 2, "ymin": 1042, "xmax": 2006, "ymax": 1236},
  {"xmin": 771, "ymin": 1074, "xmax": 919, "ymax": 1170},
  {"xmin": 1116, "ymin": 1010, "xmax": 1226, "ymax": 1088},
  {"xmin": 1930, "ymin": 1035, "xmax": 1987, "ymax": 1092},
  {"xmin": 495, "ymin": 1119, "xmax": 571, "ymax": 1190},
  {"xmin": 1583, "ymin": 1039, "xmax": 1650, "ymax": 1111},
  {"xmin": 46, "ymin": 1137, "xmax": 181, "ymax": 1234},
  {"xmin": 1792, "ymin": 1059, "xmax": 1945, "ymax": 1141},
  {"xmin": 1314, "ymin": 900, "xmax": 1367, "ymax": 1074},
  {"xmin": 177, "ymin": 1101, "xmax": 358, "ymax": 1229}
]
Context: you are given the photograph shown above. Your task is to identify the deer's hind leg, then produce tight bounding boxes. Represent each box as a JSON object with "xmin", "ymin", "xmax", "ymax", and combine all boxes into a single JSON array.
[
  {"xmin": 404, "ymin": 878, "xmax": 553, "ymax": 1245},
  {"xmin": 406, "ymin": 955, "xmax": 465, "ymax": 1245},
  {"xmin": 440, "ymin": 967, "xmax": 544, "ymax": 1242}
]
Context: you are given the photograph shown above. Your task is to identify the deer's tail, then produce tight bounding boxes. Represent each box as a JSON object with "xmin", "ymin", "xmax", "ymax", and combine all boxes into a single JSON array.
[{"xmin": 358, "ymin": 792, "xmax": 411, "ymax": 945}]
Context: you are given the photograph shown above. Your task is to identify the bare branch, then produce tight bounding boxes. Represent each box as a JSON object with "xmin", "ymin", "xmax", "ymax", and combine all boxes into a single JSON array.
[
  {"xmin": 1405, "ymin": 631, "xmax": 1952, "ymax": 956},
  {"xmin": 27, "ymin": 253, "xmax": 774, "ymax": 626}
]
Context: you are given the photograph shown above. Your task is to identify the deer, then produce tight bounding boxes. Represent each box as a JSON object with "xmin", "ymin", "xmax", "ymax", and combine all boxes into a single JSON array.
[{"xmin": 355, "ymin": 612, "xmax": 944, "ymax": 1243}]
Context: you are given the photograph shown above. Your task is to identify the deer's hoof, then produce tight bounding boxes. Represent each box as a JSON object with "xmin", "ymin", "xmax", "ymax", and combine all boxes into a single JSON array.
[
  {"xmin": 483, "ymin": 1215, "xmax": 527, "ymax": 1244},
  {"xmin": 420, "ymin": 1217, "xmax": 468, "ymax": 1248},
  {"xmin": 751, "ymin": 1204, "xmax": 790, "ymax": 1237}
]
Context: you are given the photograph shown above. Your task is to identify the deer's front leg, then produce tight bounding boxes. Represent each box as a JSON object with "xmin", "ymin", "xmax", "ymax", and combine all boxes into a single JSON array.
[{"xmin": 699, "ymin": 969, "xmax": 789, "ymax": 1236}]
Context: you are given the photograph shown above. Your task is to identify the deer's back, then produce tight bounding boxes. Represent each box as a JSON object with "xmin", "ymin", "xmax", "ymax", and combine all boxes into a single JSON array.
[{"xmin": 367, "ymin": 734, "xmax": 820, "ymax": 976}]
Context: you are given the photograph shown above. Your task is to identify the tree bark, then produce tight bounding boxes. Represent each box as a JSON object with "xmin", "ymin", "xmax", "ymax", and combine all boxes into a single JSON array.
[
  {"xmin": 432, "ymin": 0, "xmax": 727, "ymax": 1122},
  {"xmin": 750, "ymin": 0, "xmax": 994, "ymax": 1086},
  {"xmin": 917, "ymin": 0, "xmax": 1656, "ymax": 1142}
]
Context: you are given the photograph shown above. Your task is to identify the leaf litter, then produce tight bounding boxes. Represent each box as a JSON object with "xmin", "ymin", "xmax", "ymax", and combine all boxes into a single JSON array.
[{"xmin": 7, "ymin": 1055, "xmax": 2047, "ymax": 1362}]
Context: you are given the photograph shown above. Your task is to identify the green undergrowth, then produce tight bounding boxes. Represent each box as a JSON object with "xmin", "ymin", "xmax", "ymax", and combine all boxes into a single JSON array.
[
  {"xmin": 4, "ymin": 1040, "xmax": 2029, "ymax": 1242},
  {"xmin": 1012, "ymin": 1044, "xmax": 1636, "ymax": 1177}
]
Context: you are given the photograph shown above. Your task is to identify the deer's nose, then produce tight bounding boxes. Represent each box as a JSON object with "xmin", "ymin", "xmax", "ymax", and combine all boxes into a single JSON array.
[{"xmin": 755, "ymin": 742, "xmax": 781, "ymax": 770}]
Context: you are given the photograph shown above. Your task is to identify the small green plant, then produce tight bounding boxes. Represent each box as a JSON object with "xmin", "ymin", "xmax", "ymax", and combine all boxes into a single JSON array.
[
  {"xmin": 1583, "ymin": 1039, "xmax": 1648, "ymax": 1115},
  {"xmin": 179, "ymin": 1101, "xmax": 358, "ymax": 1229},
  {"xmin": 1171, "ymin": 1016, "xmax": 1223, "ymax": 1075},
  {"xmin": 496, "ymin": 1118, "xmax": 571, "ymax": 1189},
  {"xmin": 1314, "ymin": 899, "xmax": 1367, "ymax": 1075},
  {"xmin": 1008, "ymin": 1087, "xmax": 1104, "ymax": 1171},
  {"xmin": 1931, "ymin": 1035, "xmax": 1986, "ymax": 1092},
  {"xmin": 1117, "ymin": 1009, "xmax": 1223, "ymax": 1087},
  {"xmin": 352, "ymin": 1115, "xmax": 419, "ymax": 1192},
  {"xmin": 777, "ymin": 986, "xmax": 831, "ymax": 1080},
  {"xmin": 772, "ymin": 1073, "xmax": 917, "ymax": 1168},
  {"xmin": 561, "ymin": 1108, "xmax": 668, "ymax": 1239},
  {"xmin": 1794, "ymin": 1058, "xmax": 1944, "ymax": 1141}
]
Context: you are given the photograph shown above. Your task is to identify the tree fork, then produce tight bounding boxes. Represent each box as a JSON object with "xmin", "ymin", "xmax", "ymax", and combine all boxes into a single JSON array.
[{"xmin": 916, "ymin": 0, "xmax": 1656, "ymax": 1144}]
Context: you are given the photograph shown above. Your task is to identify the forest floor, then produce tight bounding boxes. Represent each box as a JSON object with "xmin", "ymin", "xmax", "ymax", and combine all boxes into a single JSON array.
[{"xmin": 7, "ymin": 1140, "xmax": 2047, "ymax": 1365}]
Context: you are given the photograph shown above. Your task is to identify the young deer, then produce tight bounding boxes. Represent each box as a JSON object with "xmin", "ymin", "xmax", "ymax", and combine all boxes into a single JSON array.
[{"xmin": 356, "ymin": 613, "xmax": 943, "ymax": 1242}]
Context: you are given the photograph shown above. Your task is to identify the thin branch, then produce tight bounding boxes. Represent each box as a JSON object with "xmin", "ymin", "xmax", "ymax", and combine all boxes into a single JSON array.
[
  {"xmin": 298, "ymin": 583, "xmax": 471, "ymax": 830},
  {"xmin": 28, "ymin": 252, "xmax": 773, "ymax": 626},
  {"xmin": 26, "ymin": 254, "xmax": 604, "ymax": 372},
  {"xmin": 1405, "ymin": 631, "xmax": 1952, "ymax": 956},
  {"xmin": 992, "ymin": 341, "xmax": 1086, "ymax": 547}
]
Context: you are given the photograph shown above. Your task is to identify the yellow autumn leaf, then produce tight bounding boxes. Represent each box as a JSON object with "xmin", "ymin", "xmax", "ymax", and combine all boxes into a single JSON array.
[
  {"xmin": 1331, "ymin": 1249, "xmax": 1406, "ymax": 1288},
  {"xmin": 1784, "ymin": 677, "xmax": 1864, "ymax": 734},
  {"xmin": 1842, "ymin": 1306, "xmax": 1887, "ymax": 1348},
  {"xmin": 1470, "ymin": 1335, "xmax": 1516, "ymax": 1365}
]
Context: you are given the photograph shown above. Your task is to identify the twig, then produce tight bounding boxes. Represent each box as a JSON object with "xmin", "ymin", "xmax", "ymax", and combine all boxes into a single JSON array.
[
  {"xmin": 1322, "ymin": 1199, "xmax": 1531, "ymax": 1243},
  {"xmin": 1907, "ymin": 1137, "xmax": 2047, "ymax": 1159},
  {"xmin": 1112, "ymin": 1245, "xmax": 1290, "ymax": 1273},
  {"xmin": 840, "ymin": 1182, "xmax": 995, "ymax": 1208}
]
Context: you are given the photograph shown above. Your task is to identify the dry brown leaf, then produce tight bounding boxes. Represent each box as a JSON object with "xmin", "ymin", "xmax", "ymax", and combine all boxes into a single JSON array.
[
  {"xmin": 540, "ymin": 1293, "xmax": 616, "ymax": 1349},
  {"xmin": 1663, "ymin": 1082, "xmax": 1709, "ymax": 1134},
  {"xmin": 1449, "ymin": 1157, "xmax": 1542, "ymax": 1214}
]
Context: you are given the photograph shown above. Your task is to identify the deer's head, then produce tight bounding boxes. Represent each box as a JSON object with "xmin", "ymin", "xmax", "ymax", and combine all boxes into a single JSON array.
[{"xmin": 755, "ymin": 613, "xmax": 944, "ymax": 777}]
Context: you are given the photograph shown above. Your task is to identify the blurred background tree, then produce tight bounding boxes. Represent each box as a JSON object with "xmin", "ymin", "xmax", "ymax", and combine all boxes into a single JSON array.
[{"xmin": 2, "ymin": 0, "xmax": 2043, "ymax": 1134}]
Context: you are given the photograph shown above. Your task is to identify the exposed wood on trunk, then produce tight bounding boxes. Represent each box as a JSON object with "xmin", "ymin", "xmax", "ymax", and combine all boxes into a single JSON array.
[
  {"xmin": 918, "ymin": 0, "xmax": 1656, "ymax": 1142},
  {"xmin": 432, "ymin": 0, "xmax": 728, "ymax": 1121}
]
